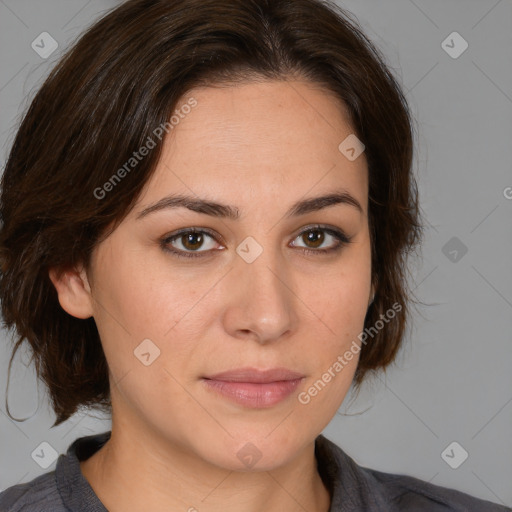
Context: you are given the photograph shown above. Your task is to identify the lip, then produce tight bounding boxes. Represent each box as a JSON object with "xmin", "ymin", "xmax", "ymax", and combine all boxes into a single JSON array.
[
  {"xmin": 202, "ymin": 367, "xmax": 305, "ymax": 408},
  {"xmin": 204, "ymin": 367, "xmax": 305, "ymax": 383}
]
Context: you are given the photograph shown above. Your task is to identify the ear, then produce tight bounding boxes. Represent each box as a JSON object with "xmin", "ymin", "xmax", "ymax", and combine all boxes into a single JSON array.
[
  {"xmin": 368, "ymin": 280, "xmax": 377, "ymax": 306},
  {"xmin": 48, "ymin": 264, "xmax": 94, "ymax": 319}
]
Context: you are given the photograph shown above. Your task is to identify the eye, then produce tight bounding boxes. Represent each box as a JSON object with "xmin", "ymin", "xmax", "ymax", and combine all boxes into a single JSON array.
[
  {"xmin": 161, "ymin": 228, "xmax": 222, "ymax": 259},
  {"xmin": 160, "ymin": 225, "xmax": 352, "ymax": 260},
  {"xmin": 290, "ymin": 225, "xmax": 352, "ymax": 255}
]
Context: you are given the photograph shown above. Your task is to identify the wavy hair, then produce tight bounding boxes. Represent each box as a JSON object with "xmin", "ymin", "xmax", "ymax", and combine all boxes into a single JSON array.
[{"xmin": 0, "ymin": 0, "xmax": 423, "ymax": 426}]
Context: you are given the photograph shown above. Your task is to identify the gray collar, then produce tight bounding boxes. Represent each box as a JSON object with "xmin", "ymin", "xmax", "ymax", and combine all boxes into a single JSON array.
[{"xmin": 55, "ymin": 431, "xmax": 392, "ymax": 512}]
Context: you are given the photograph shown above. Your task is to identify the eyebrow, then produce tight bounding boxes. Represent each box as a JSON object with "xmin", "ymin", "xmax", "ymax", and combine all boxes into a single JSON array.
[{"xmin": 136, "ymin": 189, "xmax": 363, "ymax": 221}]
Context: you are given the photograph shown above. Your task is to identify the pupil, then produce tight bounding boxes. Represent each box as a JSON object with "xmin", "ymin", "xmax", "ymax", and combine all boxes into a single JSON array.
[
  {"xmin": 184, "ymin": 232, "xmax": 202, "ymax": 250},
  {"xmin": 305, "ymin": 229, "xmax": 323, "ymax": 248}
]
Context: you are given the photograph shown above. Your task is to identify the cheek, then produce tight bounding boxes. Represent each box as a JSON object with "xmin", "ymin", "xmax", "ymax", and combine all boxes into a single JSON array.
[
  {"xmin": 304, "ymin": 258, "xmax": 371, "ymax": 342},
  {"xmin": 296, "ymin": 251, "xmax": 370, "ymax": 405},
  {"xmin": 92, "ymin": 243, "xmax": 190, "ymax": 335},
  {"xmin": 298, "ymin": 286, "xmax": 365, "ymax": 413},
  {"xmin": 315, "ymin": 283, "xmax": 367, "ymax": 334},
  {"xmin": 90, "ymin": 248, "xmax": 217, "ymax": 383}
]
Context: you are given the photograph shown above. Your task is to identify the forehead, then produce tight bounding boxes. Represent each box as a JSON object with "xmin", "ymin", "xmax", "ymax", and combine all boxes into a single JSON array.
[{"xmin": 135, "ymin": 79, "xmax": 368, "ymax": 214}]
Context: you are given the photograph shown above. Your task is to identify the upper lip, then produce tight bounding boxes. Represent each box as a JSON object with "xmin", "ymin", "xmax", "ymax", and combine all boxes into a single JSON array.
[{"xmin": 203, "ymin": 367, "xmax": 305, "ymax": 383}]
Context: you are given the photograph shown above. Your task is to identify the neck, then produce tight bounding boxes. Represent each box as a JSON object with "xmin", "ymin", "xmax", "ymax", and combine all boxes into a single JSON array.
[{"xmin": 80, "ymin": 418, "xmax": 331, "ymax": 512}]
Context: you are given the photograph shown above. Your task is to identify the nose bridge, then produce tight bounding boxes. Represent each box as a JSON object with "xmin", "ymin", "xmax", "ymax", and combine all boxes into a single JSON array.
[{"xmin": 225, "ymin": 234, "xmax": 297, "ymax": 342}]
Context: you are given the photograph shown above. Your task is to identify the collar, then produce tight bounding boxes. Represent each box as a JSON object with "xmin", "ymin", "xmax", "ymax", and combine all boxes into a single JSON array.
[{"xmin": 54, "ymin": 431, "xmax": 390, "ymax": 511}]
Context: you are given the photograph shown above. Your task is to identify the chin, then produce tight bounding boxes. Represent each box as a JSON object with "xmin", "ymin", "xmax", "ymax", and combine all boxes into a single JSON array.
[{"xmin": 191, "ymin": 427, "xmax": 313, "ymax": 472}]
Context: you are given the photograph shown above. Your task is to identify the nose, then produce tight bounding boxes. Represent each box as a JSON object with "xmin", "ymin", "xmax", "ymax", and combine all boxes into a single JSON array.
[{"xmin": 221, "ymin": 245, "xmax": 298, "ymax": 345}]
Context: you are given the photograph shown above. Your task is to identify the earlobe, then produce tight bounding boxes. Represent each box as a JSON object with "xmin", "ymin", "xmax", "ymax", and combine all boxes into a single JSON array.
[
  {"xmin": 48, "ymin": 265, "xmax": 94, "ymax": 319},
  {"xmin": 369, "ymin": 282, "xmax": 377, "ymax": 306}
]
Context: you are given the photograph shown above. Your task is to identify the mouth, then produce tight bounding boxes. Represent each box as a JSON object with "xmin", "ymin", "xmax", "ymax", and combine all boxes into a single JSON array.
[{"xmin": 201, "ymin": 367, "xmax": 305, "ymax": 408}]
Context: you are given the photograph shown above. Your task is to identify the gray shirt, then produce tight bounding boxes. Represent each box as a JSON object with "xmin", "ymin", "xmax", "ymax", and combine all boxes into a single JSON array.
[{"xmin": 1, "ymin": 431, "xmax": 510, "ymax": 511}]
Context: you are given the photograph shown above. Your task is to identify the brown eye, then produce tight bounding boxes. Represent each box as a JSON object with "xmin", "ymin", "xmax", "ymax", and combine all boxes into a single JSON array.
[
  {"xmin": 302, "ymin": 229, "xmax": 325, "ymax": 248},
  {"xmin": 291, "ymin": 225, "xmax": 351, "ymax": 254},
  {"xmin": 161, "ymin": 225, "xmax": 351, "ymax": 260},
  {"xmin": 181, "ymin": 231, "xmax": 204, "ymax": 251},
  {"xmin": 161, "ymin": 228, "xmax": 221, "ymax": 259}
]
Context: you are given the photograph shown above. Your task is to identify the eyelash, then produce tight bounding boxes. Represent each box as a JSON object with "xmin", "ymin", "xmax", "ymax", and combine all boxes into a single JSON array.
[{"xmin": 160, "ymin": 225, "xmax": 352, "ymax": 260}]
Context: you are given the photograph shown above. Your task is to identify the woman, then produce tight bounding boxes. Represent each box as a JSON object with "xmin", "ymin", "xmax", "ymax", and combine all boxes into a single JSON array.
[{"xmin": 0, "ymin": 0, "xmax": 509, "ymax": 510}]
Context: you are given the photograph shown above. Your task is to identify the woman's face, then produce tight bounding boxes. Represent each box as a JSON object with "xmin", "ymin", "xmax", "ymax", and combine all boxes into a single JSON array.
[{"xmin": 84, "ymin": 79, "xmax": 372, "ymax": 470}]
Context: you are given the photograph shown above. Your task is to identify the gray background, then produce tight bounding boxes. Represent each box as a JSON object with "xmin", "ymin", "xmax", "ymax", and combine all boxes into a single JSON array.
[{"xmin": 0, "ymin": 0, "xmax": 511, "ymax": 507}]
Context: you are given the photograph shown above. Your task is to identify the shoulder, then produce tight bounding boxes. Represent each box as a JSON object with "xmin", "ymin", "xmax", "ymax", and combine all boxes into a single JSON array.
[
  {"xmin": 315, "ymin": 435, "xmax": 511, "ymax": 511},
  {"xmin": 0, "ymin": 470, "xmax": 66, "ymax": 512},
  {"xmin": 366, "ymin": 466, "xmax": 511, "ymax": 511},
  {"xmin": 1, "ymin": 431, "xmax": 110, "ymax": 512}
]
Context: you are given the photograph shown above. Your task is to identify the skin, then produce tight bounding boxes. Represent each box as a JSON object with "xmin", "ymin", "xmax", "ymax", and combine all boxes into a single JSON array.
[{"xmin": 49, "ymin": 79, "xmax": 374, "ymax": 512}]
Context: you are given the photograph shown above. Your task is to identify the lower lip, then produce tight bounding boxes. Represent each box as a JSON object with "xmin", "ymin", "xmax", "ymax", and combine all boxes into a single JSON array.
[{"xmin": 201, "ymin": 378, "xmax": 304, "ymax": 408}]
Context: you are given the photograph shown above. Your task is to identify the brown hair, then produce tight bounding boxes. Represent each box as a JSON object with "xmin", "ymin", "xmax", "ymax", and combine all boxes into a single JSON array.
[{"xmin": 0, "ymin": 0, "xmax": 423, "ymax": 427}]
